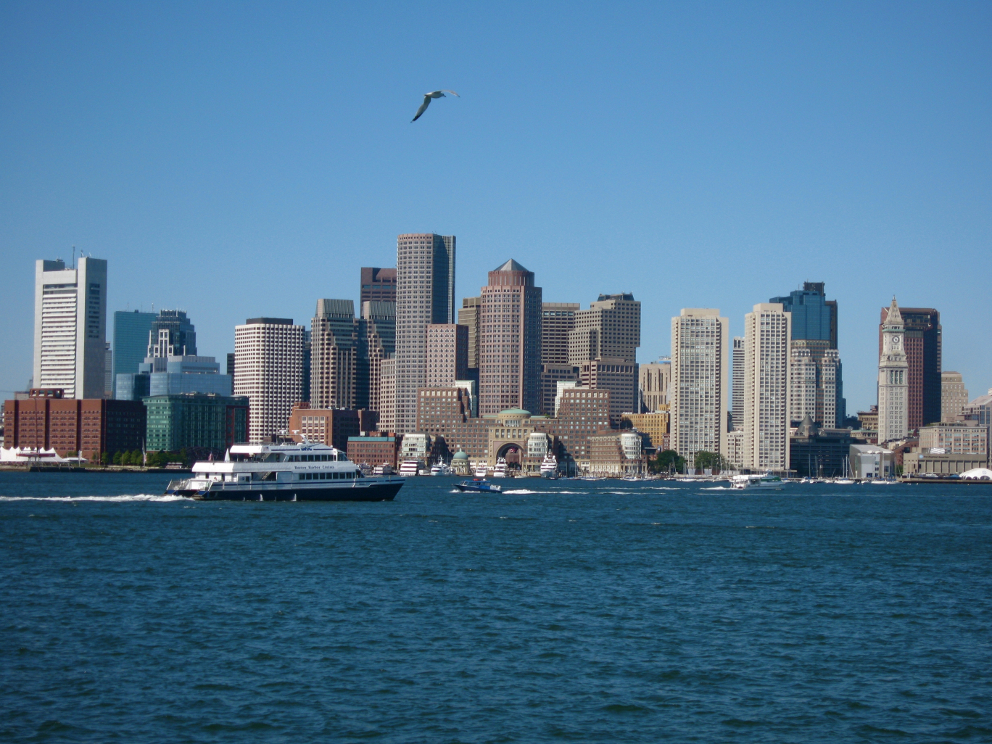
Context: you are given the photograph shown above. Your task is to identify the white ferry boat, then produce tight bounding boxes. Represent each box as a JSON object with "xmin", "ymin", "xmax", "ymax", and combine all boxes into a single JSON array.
[
  {"xmin": 164, "ymin": 442, "xmax": 405, "ymax": 501},
  {"xmin": 540, "ymin": 453, "xmax": 558, "ymax": 479},
  {"xmin": 730, "ymin": 472, "xmax": 784, "ymax": 490}
]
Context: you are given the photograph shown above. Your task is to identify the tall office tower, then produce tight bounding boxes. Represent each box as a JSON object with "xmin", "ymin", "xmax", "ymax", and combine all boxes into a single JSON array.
[
  {"xmin": 670, "ymin": 309, "xmax": 728, "ymax": 464},
  {"xmin": 301, "ymin": 330, "xmax": 311, "ymax": 403},
  {"xmin": 542, "ymin": 303, "xmax": 579, "ymax": 365},
  {"xmin": 426, "ymin": 324, "xmax": 468, "ymax": 387},
  {"xmin": 639, "ymin": 360, "xmax": 671, "ymax": 413},
  {"xmin": 879, "ymin": 306, "xmax": 941, "ymax": 429},
  {"xmin": 33, "ymin": 257, "xmax": 108, "ymax": 399},
  {"xmin": 458, "ymin": 296, "xmax": 482, "ymax": 371},
  {"xmin": 790, "ymin": 347, "xmax": 817, "ymax": 424},
  {"xmin": 359, "ymin": 300, "xmax": 396, "ymax": 415},
  {"xmin": 568, "ymin": 293, "xmax": 641, "ymax": 366},
  {"xmin": 731, "ymin": 337, "xmax": 744, "ymax": 429},
  {"xmin": 147, "ymin": 309, "xmax": 197, "ymax": 358},
  {"xmin": 112, "ymin": 310, "xmax": 155, "ymax": 397},
  {"xmin": 310, "ymin": 299, "xmax": 358, "ymax": 410},
  {"xmin": 877, "ymin": 298, "xmax": 909, "ymax": 444},
  {"xmin": 377, "ymin": 358, "xmax": 397, "ymax": 432},
  {"xmin": 226, "ymin": 353, "xmax": 235, "ymax": 377},
  {"xmin": 941, "ymin": 372, "xmax": 969, "ymax": 423},
  {"xmin": 771, "ymin": 282, "xmax": 845, "ymax": 427},
  {"xmin": 234, "ymin": 318, "xmax": 305, "ymax": 444},
  {"xmin": 479, "ymin": 259, "xmax": 542, "ymax": 415},
  {"xmin": 579, "ymin": 358, "xmax": 638, "ymax": 425},
  {"xmin": 742, "ymin": 303, "xmax": 791, "ymax": 472},
  {"xmin": 395, "ymin": 233, "xmax": 455, "ymax": 434},
  {"xmin": 360, "ymin": 267, "xmax": 397, "ymax": 305}
]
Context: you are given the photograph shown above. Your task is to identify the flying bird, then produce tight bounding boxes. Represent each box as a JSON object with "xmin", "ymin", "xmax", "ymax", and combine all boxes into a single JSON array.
[{"xmin": 411, "ymin": 90, "xmax": 460, "ymax": 122}]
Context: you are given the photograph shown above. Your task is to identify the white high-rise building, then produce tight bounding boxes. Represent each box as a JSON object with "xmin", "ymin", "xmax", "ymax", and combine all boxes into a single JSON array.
[
  {"xmin": 878, "ymin": 297, "xmax": 909, "ymax": 444},
  {"xmin": 731, "ymin": 337, "xmax": 744, "ymax": 430},
  {"xmin": 234, "ymin": 318, "xmax": 305, "ymax": 444},
  {"xmin": 789, "ymin": 347, "xmax": 817, "ymax": 425},
  {"xmin": 743, "ymin": 303, "xmax": 791, "ymax": 472},
  {"xmin": 671, "ymin": 309, "xmax": 728, "ymax": 465},
  {"xmin": 33, "ymin": 257, "xmax": 108, "ymax": 399},
  {"xmin": 395, "ymin": 233, "xmax": 455, "ymax": 434}
]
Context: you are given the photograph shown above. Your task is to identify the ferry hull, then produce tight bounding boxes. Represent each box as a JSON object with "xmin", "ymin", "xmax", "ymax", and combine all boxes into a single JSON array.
[{"xmin": 168, "ymin": 479, "xmax": 404, "ymax": 502}]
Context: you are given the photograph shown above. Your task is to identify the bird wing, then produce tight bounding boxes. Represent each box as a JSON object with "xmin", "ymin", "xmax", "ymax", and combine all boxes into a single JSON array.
[
  {"xmin": 411, "ymin": 95, "xmax": 431, "ymax": 122},
  {"xmin": 441, "ymin": 90, "xmax": 460, "ymax": 97}
]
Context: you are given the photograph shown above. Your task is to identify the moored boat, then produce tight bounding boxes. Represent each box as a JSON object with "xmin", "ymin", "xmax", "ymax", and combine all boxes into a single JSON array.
[{"xmin": 730, "ymin": 472, "xmax": 785, "ymax": 490}]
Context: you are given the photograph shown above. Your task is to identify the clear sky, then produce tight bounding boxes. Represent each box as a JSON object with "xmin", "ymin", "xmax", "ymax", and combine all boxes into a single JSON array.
[{"xmin": 1, "ymin": 1, "xmax": 989, "ymax": 412}]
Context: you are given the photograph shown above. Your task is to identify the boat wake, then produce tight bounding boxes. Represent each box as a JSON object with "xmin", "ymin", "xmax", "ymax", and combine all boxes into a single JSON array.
[
  {"xmin": 0, "ymin": 494, "xmax": 191, "ymax": 503},
  {"xmin": 503, "ymin": 489, "xmax": 540, "ymax": 494}
]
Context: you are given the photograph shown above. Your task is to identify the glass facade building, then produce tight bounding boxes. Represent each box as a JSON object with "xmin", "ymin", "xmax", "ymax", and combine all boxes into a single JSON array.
[
  {"xmin": 112, "ymin": 311, "xmax": 156, "ymax": 397},
  {"xmin": 143, "ymin": 393, "xmax": 249, "ymax": 452}
]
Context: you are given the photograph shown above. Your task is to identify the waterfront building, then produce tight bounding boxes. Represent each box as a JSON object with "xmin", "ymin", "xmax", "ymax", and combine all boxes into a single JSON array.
[
  {"xmin": 731, "ymin": 338, "xmax": 744, "ymax": 429},
  {"xmin": 670, "ymin": 309, "xmax": 728, "ymax": 464},
  {"xmin": 3, "ymin": 387, "xmax": 144, "ymax": 460},
  {"xmin": 878, "ymin": 298, "xmax": 909, "ymax": 445},
  {"xmin": 961, "ymin": 389, "xmax": 992, "ymax": 466},
  {"xmin": 234, "ymin": 318, "xmax": 305, "ymax": 444},
  {"xmin": 395, "ymin": 233, "xmax": 456, "ymax": 434},
  {"xmin": 549, "ymin": 388, "xmax": 611, "ymax": 468},
  {"xmin": 620, "ymin": 410, "xmax": 669, "ymax": 449},
  {"xmin": 771, "ymin": 282, "xmax": 845, "ymax": 426},
  {"xmin": 790, "ymin": 415, "xmax": 861, "ymax": 478},
  {"xmin": 879, "ymin": 305, "xmax": 941, "ymax": 429},
  {"xmin": 725, "ymin": 429, "xmax": 744, "ymax": 470},
  {"xmin": 579, "ymin": 357, "xmax": 638, "ymax": 426},
  {"xmin": 849, "ymin": 443, "xmax": 895, "ymax": 479},
  {"xmin": 479, "ymin": 259, "xmax": 542, "ymax": 416},
  {"xmin": 347, "ymin": 434, "xmax": 401, "ymax": 470},
  {"xmin": 918, "ymin": 421, "xmax": 988, "ymax": 456},
  {"xmin": 416, "ymin": 386, "xmax": 491, "ymax": 459},
  {"xmin": 33, "ymin": 257, "xmax": 108, "ymax": 400},
  {"xmin": 143, "ymin": 393, "xmax": 248, "ymax": 453},
  {"xmin": 147, "ymin": 309, "xmax": 196, "ymax": 358},
  {"xmin": 941, "ymin": 371, "xmax": 969, "ymax": 423},
  {"xmin": 742, "ymin": 303, "xmax": 791, "ymax": 472},
  {"xmin": 360, "ymin": 267, "xmax": 397, "ymax": 306},
  {"xmin": 588, "ymin": 431, "xmax": 643, "ymax": 477},
  {"xmin": 555, "ymin": 380, "xmax": 581, "ymax": 417},
  {"xmin": 287, "ymin": 403, "xmax": 375, "ymax": 451},
  {"xmin": 426, "ymin": 324, "xmax": 468, "ymax": 387},
  {"xmin": 112, "ymin": 310, "xmax": 156, "ymax": 398},
  {"xmin": 639, "ymin": 360, "xmax": 671, "ymax": 413},
  {"xmin": 310, "ymin": 299, "xmax": 359, "ymax": 410}
]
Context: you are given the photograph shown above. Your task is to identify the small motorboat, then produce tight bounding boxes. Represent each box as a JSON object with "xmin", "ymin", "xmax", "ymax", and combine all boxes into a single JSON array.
[{"xmin": 454, "ymin": 478, "xmax": 502, "ymax": 493}]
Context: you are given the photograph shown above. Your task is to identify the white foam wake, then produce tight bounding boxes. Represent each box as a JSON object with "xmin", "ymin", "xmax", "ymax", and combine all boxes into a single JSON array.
[{"xmin": 0, "ymin": 494, "xmax": 191, "ymax": 503}]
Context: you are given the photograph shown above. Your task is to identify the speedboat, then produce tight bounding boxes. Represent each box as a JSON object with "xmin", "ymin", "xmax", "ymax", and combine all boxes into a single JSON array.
[{"xmin": 454, "ymin": 478, "xmax": 502, "ymax": 493}]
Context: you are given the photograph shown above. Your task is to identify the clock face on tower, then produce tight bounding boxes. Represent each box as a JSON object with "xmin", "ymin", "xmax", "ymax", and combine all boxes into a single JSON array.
[{"xmin": 892, "ymin": 336, "xmax": 900, "ymax": 345}]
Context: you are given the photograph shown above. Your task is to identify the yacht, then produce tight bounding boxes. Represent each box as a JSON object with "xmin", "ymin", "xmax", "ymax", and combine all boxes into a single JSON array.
[
  {"xmin": 492, "ymin": 457, "xmax": 509, "ymax": 478},
  {"xmin": 474, "ymin": 463, "xmax": 489, "ymax": 478},
  {"xmin": 164, "ymin": 442, "xmax": 405, "ymax": 501},
  {"xmin": 730, "ymin": 472, "xmax": 784, "ymax": 490},
  {"xmin": 540, "ymin": 453, "xmax": 558, "ymax": 479},
  {"xmin": 398, "ymin": 460, "xmax": 421, "ymax": 477},
  {"xmin": 430, "ymin": 459, "xmax": 454, "ymax": 476}
]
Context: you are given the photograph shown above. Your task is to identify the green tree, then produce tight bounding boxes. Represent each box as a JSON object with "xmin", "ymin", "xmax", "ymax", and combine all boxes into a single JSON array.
[
  {"xmin": 100, "ymin": 452, "xmax": 109, "ymax": 466},
  {"xmin": 652, "ymin": 449, "xmax": 685, "ymax": 474},
  {"xmin": 693, "ymin": 450, "xmax": 730, "ymax": 472},
  {"xmin": 112, "ymin": 451, "xmax": 123, "ymax": 466}
]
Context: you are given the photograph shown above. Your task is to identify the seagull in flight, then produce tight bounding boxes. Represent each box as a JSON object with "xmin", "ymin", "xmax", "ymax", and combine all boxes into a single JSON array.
[{"xmin": 411, "ymin": 90, "xmax": 460, "ymax": 122}]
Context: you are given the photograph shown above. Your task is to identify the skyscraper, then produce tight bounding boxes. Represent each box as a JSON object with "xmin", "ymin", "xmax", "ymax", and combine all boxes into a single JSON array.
[
  {"xmin": 731, "ymin": 337, "xmax": 744, "ymax": 430},
  {"xmin": 639, "ymin": 360, "xmax": 671, "ymax": 413},
  {"xmin": 358, "ymin": 300, "xmax": 396, "ymax": 416},
  {"xmin": 941, "ymin": 371, "xmax": 968, "ymax": 423},
  {"xmin": 479, "ymin": 259, "xmax": 542, "ymax": 415},
  {"xmin": 541, "ymin": 303, "xmax": 579, "ymax": 365},
  {"xmin": 310, "ymin": 299, "xmax": 359, "ymax": 410},
  {"xmin": 771, "ymin": 282, "xmax": 844, "ymax": 427},
  {"xmin": 33, "ymin": 257, "xmax": 107, "ymax": 399},
  {"xmin": 147, "ymin": 309, "xmax": 196, "ymax": 358},
  {"xmin": 742, "ymin": 303, "xmax": 791, "ymax": 471},
  {"xmin": 426, "ymin": 324, "xmax": 468, "ymax": 388},
  {"xmin": 395, "ymin": 233, "xmax": 455, "ymax": 434},
  {"xmin": 112, "ymin": 310, "xmax": 155, "ymax": 398},
  {"xmin": 671, "ymin": 309, "xmax": 728, "ymax": 464},
  {"xmin": 879, "ymin": 306, "xmax": 941, "ymax": 429},
  {"xmin": 877, "ymin": 298, "xmax": 909, "ymax": 444},
  {"xmin": 360, "ymin": 267, "xmax": 397, "ymax": 305},
  {"xmin": 457, "ymin": 296, "xmax": 482, "ymax": 373},
  {"xmin": 234, "ymin": 318, "xmax": 305, "ymax": 443}
]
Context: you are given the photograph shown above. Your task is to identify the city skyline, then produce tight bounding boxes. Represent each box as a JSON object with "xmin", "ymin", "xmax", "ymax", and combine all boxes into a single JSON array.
[{"xmin": 1, "ymin": 4, "xmax": 990, "ymax": 410}]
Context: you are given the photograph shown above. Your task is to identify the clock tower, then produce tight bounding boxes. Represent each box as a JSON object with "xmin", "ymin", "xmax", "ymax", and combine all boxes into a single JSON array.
[{"xmin": 878, "ymin": 297, "xmax": 908, "ymax": 444}]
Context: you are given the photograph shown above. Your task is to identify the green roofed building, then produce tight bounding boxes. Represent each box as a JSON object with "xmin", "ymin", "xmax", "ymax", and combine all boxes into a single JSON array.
[{"xmin": 144, "ymin": 393, "xmax": 249, "ymax": 453}]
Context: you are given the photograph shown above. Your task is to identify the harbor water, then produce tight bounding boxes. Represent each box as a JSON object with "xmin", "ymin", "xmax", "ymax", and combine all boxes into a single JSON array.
[{"xmin": 1, "ymin": 472, "xmax": 990, "ymax": 742}]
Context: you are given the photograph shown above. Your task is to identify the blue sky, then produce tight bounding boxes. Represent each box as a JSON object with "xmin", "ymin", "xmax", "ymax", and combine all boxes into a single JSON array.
[{"xmin": 1, "ymin": 1, "xmax": 989, "ymax": 412}]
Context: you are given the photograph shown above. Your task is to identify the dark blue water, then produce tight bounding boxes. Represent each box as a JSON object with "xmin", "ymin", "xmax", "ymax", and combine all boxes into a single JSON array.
[{"xmin": 1, "ymin": 473, "xmax": 990, "ymax": 742}]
